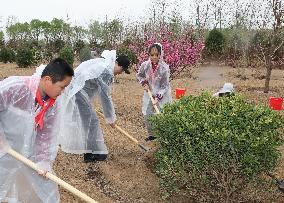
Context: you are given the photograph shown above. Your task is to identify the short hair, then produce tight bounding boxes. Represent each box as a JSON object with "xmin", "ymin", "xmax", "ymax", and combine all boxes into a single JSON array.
[
  {"xmin": 148, "ymin": 43, "xmax": 162, "ymax": 55},
  {"xmin": 41, "ymin": 58, "xmax": 74, "ymax": 83},
  {"xmin": 116, "ymin": 55, "xmax": 130, "ymax": 74}
]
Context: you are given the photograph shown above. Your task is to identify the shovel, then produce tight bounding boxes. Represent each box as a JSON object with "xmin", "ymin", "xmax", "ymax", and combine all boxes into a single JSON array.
[
  {"xmin": 146, "ymin": 89, "xmax": 160, "ymax": 114},
  {"xmin": 6, "ymin": 146, "xmax": 98, "ymax": 203},
  {"xmin": 267, "ymin": 172, "xmax": 284, "ymax": 192},
  {"xmin": 96, "ymin": 110, "xmax": 149, "ymax": 152}
]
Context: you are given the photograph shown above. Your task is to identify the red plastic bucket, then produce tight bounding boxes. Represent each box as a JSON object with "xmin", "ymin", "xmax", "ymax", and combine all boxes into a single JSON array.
[
  {"xmin": 175, "ymin": 88, "xmax": 186, "ymax": 99},
  {"xmin": 269, "ymin": 97, "xmax": 283, "ymax": 110}
]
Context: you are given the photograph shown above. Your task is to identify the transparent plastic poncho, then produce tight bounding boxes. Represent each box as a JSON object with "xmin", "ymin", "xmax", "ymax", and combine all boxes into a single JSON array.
[
  {"xmin": 137, "ymin": 43, "xmax": 172, "ymax": 115},
  {"xmin": 58, "ymin": 50, "xmax": 116, "ymax": 154},
  {"xmin": 0, "ymin": 72, "xmax": 60, "ymax": 203}
]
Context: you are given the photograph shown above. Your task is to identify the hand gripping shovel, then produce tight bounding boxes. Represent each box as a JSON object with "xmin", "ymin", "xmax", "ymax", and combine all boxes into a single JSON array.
[
  {"xmin": 96, "ymin": 110, "xmax": 149, "ymax": 152},
  {"xmin": 146, "ymin": 89, "xmax": 160, "ymax": 114},
  {"xmin": 5, "ymin": 146, "xmax": 98, "ymax": 203}
]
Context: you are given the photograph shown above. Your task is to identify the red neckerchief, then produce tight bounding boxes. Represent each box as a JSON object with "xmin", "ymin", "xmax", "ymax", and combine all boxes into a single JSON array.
[
  {"xmin": 35, "ymin": 89, "xmax": 55, "ymax": 130},
  {"xmin": 152, "ymin": 63, "xmax": 159, "ymax": 73}
]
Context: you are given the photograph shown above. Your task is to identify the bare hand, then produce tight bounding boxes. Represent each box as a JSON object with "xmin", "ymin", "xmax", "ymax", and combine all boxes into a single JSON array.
[
  {"xmin": 143, "ymin": 84, "xmax": 149, "ymax": 91},
  {"xmin": 38, "ymin": 170, "xmax": 48, "ymax": 179},
  {"xmin": 110, "ymin": 123, "xmax": 116, "ymax": 128},
  {"xmin": 153, "ymin": 98, "xmax": 159, "ymax": 105}
]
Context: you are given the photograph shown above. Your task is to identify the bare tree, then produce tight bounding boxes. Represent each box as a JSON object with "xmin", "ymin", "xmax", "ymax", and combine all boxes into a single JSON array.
[{"xmin": 253, "ymin": 0, "xmax": 284, "ymax": 92}]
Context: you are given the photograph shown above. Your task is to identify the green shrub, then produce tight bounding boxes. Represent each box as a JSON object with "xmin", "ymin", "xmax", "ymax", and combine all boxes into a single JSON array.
[
  {"xmin": 251, "ymin": 30, "xmax": 271, "ymax": 49},
  {"xmin": 31, "ymin": 48, "xmax": 43, "ymax": 65},
  {"xmin": 0, "ymin": 47, "xmax": 15, "ymax": 63},
  {"xmin": 205, "ymin": 28, "xmax": 225, "ymax": 57},
  {"xmin": 79, "ymin": 46, "xmax": 92, "ymax": 62},
  {"xmin": 16, "ymin": 48, "xmax": 34, "ymax": 68},
  {"xmin": 150, "ymin": 92, "xmax": 283, "ymax": 202},
  {"xmin": 59, "ymin": 46, "xmax": 74, "ymax": 67},
  {"xmin": 0, "ymin": 31, "xmax": 4, "ymax": 48},
  {"xmin": 117, "ymin": 46, "xmax": 137, "ymax": 64},
  {"xmin": 74, "ymin": 40, "xmax": 86, "ymax": 54},
  {"xmin": 251, "ymin": 30, "xmax": 284, "ymax": 60},
  {"xmin": 53, "ymin": 39, "xmax": 65, "ymax": 53},
  {"xmin": 42, "ymin": 50, "xmax": 53, "ymax": 62}
]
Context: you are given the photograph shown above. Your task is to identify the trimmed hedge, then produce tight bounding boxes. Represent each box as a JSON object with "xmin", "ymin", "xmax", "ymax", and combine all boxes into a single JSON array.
[{"xmin": 150, "ymin": 92, "xmax": 283, "ymax": 202}]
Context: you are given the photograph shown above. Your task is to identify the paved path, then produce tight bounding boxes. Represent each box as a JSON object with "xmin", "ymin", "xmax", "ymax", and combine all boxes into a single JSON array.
[{"xmin": 196, "ymin": 64, "xmax": 227, "ymax": 91}]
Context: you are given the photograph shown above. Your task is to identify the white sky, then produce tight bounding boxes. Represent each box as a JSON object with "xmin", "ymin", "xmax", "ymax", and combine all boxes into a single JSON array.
[{"xmin": 0, "ymin": 0, "xmax": 159, "ymax": 27}]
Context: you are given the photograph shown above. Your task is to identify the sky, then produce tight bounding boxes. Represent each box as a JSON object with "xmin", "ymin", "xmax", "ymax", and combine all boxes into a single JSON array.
[
  {"xmin": 0, "ymin": 0, "xmax": 273, "ymax": 31},
  {"xmin": 0, "ymin": 0, "xmax": 158, "ymax": 27}
]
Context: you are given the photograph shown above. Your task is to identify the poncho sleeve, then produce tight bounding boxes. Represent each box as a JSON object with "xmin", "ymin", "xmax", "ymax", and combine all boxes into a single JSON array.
[
  {"xmin": 137, "ymin": 61, "xmax": 148, "ymax": 86},
  {"xmin": 0, "ymin": 77, "xmax": 28, "ymax": 158},
  {"xmin": 98, "ymin": 75, "xmax": 116, "ymax": 124},
  {"xmin": 156, "ymin": 63, "xmax": 171, "ymax": 99}
]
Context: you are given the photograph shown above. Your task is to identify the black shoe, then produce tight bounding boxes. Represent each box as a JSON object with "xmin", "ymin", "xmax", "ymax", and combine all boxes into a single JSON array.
[
  {"xmin": 84, "ymin": 153, "xmax": 108, "ymax": 163},
  {"xmin": 93, "ymin": 154, "xmax": 108, "ymax": 161},
  {"xmin": 145, "ymin": 135, "xmax": 156, "ymax": 141},
  {"xmin": 84, "ymin": 153, "xmax": 94, "ymax": 163}
]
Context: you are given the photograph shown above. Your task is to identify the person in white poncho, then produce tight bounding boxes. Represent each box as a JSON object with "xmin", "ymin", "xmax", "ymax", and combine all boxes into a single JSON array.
[
  {"xmin": 59, "ymin": 50, "xmax": 130, "ymax": 163},
  {"xmin": 137, "ymin": 43, "xmax": 172, "ymax": 141},
  {"xmin": 0, "ymin": 58, "xmax": 74, "ymax": 203},
  {"xmin": 213, "ymin": 83, "xmax": 234, "ymax": 97}
]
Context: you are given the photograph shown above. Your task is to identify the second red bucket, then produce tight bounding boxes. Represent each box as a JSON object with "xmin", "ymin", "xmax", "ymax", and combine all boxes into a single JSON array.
[
  {"xmin": 176, "ymin": 88, "xmax": 186, "ymax": 99},
  {"xmin": 269, "ymin": 97, "xmax": 283, "ymax": 110}
]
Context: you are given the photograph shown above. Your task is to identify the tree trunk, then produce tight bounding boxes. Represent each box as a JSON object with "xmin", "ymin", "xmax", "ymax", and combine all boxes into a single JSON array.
[{"xmin": 264, "ymin": 56, "xmax": 272, "ymax": 93}]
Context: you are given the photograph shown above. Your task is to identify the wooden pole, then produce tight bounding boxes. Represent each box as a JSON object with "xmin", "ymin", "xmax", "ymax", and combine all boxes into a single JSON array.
[
  {"xmin": 96, "ymin": 111, "xmax": 149, "ymax": 152},
  {"xmin": 6, "ymin": 147, "xmax": 98, "ymax": 203},
  {"xmin": 146, "ymin": 90, "xmax": 161, "ymax": 114}
]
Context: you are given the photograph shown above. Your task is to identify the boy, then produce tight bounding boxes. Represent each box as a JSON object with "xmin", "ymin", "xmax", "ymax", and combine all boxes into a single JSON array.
[
  {"xmin": 59, "ymin": 50, "xmax": 130, "ymax": 163},
  {"xmin": 0, "ymin": 58, "xmax": 74, "ymax": 203}
]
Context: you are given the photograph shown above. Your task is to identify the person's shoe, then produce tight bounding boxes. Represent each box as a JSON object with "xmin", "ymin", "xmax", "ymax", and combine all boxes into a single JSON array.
[
  {"xmin": 145, "ymin": 135, "xmax": 156, "ymax": 141},
  {"xmin": 84, "ymin": 153, "xmax": 108, "ymax": 163},
  {"xmin": 93, "ymin": 154, "xmax": 108, "ymax": 161},
  {"xmin": 84, "ymin": 153, "xmax": 94, "ymax": 163}
]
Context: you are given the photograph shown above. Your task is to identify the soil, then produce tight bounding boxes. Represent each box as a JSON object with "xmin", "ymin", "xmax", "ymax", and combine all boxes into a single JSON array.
[{"xmin": 0, "ymin": 62, "xmax": 283, "ymax": 202}]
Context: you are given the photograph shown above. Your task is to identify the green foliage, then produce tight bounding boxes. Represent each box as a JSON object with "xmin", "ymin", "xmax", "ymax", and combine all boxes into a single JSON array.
[
  {"xmin": 205, "ymin": 28, "xmax": 226, "ymax": 57},
  {"xmin": 53, "ymin": 39, "xmax": 66, "ymax": 53},
  {"xmin": 74, "ymin": 40, "xmax": 86, "ymax": 54},
  {"xmin": 31, "ymin": 47, "xmax": 43, "ymax": 65},
  {"xmin": 251, "ymin": 30, "xmax": 284, "ymax": 57},
  {"xmin": 117, "ymin": 46, "xmax": 137, "ymax": 64},
  {"xmin": 150, "ymin": 92, "xmax": 283, "ymax": 202},
  {"xmin": 42, "ymin": 50, "xmax": 53, "ymax": 63},
  {"xmin": 251, "ymin": 30, "xmax": 272, "ymax": 52},
  {"xmin": 6, "ymin": 22, "xmax": 30, "ymax": 42},
  {"xmin": 222, "ymin": 28, "xmax": 249, "ymax": 58},
  {"xmin": 0, "ymin": 47, "xmax": 16, "ymax": 63},
  {"xmin": 16, "ymin": 48, "xmax": 34, "ymax": 68},
  {"xmin": 79, "ymin": 46, "xmax": 92, "ymax": 62},
  {"xmin": 59, "ymin": 46, "xmax": 74, "ymax": 66},
  {"xmin": 0, "ymin": 31, "xmax": 4, "ymax": 48}
]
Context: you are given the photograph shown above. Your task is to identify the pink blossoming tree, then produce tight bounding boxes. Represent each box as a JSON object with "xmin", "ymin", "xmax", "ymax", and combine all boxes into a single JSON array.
[{"xmin": 128, "ymin": 24, "xmax": 205, "ymax": 79}]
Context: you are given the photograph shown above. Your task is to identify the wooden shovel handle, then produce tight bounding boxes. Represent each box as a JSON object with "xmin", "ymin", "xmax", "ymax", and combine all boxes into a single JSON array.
[
  {"xmin": 6, "ymin": 147, "xmax": 98, "ymax": 203},
  {"xmin": 96, "ymin": 111, "xmax": 149, "ymax": 152},
  {"xmin": 147, "ymin": 90, "xmax": 161, "ymax": 114}
]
